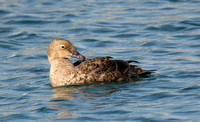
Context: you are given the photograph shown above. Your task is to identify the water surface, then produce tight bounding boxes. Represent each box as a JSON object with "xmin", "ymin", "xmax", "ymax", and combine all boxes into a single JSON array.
[{"xmin": 0, "ymin": 0, "xmax": 200, "ymax": 121}]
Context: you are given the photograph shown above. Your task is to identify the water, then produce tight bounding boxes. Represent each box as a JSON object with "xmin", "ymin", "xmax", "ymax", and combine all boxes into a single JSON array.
[{"xmin": 0, "ymin": 0, "xmax": 200, "ymax": 121}]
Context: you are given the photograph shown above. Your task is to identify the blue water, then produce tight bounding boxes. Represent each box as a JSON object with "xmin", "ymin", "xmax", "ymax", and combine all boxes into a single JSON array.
[{"xmin": 0, "ymin": 0, "xmax": 200, "ymax": 121}]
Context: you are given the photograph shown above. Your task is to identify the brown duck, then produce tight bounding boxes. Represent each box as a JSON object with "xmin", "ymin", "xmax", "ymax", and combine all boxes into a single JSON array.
[{"xmin": 47, "ymin": 38, "xmax": 153, "ymax": 87}]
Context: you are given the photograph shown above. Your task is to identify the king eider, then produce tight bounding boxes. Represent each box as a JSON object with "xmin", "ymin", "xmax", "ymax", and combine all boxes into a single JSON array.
[{"xmin": 47, "ymin": 38, "xmax": 153, "ymax": 87}]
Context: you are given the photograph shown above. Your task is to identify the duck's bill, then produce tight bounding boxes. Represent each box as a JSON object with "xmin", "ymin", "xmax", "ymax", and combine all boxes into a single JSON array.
[{"xmin": 71, "ymin": 52, "xmax": 86, "ymax": 60}]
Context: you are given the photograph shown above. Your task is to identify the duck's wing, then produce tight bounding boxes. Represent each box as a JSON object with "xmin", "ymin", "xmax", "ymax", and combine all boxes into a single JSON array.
[
  {"xmin": 73, "ymin": 57, "xmax": 140, "ymax": 66},
  {"xmin": 75, "ymin": 56, "xmax": 114, "ymax": 74},
  {"xmin": 75, "ymin": 56, "xmax": 152, "ymax": 81},
  {"xmin": 73, "ymin": 60, "xmax": 83, "ymax": 66}
]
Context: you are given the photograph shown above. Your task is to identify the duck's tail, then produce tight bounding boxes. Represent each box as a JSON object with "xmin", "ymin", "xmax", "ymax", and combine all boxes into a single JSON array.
[
  {"xmin": 130, "ymin": 65, "xmax": 156, "ymax": 77},
  {"xmin": 142, "ymin": 69, "xmax": 156, "ymax": 76}
]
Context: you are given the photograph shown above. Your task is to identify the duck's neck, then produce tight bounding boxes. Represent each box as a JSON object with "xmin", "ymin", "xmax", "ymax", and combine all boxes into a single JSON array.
[
  {"xmin": 49, "ymin": 58, "xmax": 76, "ymax": 87},
  {"xmin": 50, "ymin": 58, "xmax": 74, "ymax": 69}
]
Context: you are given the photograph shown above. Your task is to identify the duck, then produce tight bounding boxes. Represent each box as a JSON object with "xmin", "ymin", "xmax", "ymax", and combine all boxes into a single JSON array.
[{"xmin": 47, "ymin": 38, "xmax": 153, "ymax": 87}]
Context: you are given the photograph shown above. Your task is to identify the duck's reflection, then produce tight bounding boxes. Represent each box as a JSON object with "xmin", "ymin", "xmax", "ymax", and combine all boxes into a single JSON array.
[{"xmin": 49, "ymin": 83, "xmax": 120, "ymax": 119}]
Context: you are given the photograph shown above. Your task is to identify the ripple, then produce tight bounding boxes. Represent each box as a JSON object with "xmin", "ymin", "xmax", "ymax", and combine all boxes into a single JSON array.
[
  {"xmin": 125, "ymin": 8, "xmax": 136, "ymax": 11},
  {"xmin": 174, "ymin": 71, "xmax": 200, "ymax": 78},
  {"xmin": 7, "ymin": 31, "xmax": 39, "ymax": 40},
  {"xmin": 141, "ymin": 41, "xmax": 157, "ymax": 47},
  {"xmin": 180, "ymin": 85, "xmax": 200, "ymax": 92},
  {"xmin": 56, "ymin": 20, "xmax": 71, "ymax": 24},
  {"xmin": 92, "ymin": 28, "xmax": 115, "ymax": 33},
  {"xmin": 7, "ymin": 31, "xmax": 28, "ymax": 39},
  {"xmin": 151, "ymin": 50, "xmax": 170, "ymax": 54},
  {"xmin": 189, "ymin": 44, "xmax": 200, "ymax": 48},
  {"xmin": 35, "ymin": 107, "xmax": 57, "ymax": 113},
  {"xmin": 82, "ymin": 39, "xmax": 99, "ymax": 42},
  {"xmin": 140, "ymin": 92, "xmax": 174, "ymax": 101},
  {"xmin": 2, "ymin": 114, "xmax": 36, "ymax": 121},
  {"xmin": 4, "ymin": 15, "xmax": 36, "ymax": 20},
  {"xmin": 4, "ymin": 20, "xmax": 49, "ymax": 25},
  {"xmin": 95, "ymin": 22, "xmax": 111, "ymax": 25},
  {"xmin": 0, "ymin": 41, "xmax": 19, "ymax": 50},
  {"xmin": 112, "ymin": 33, "xmax": 140, "ymax": 38},
  {"xmin": 82, "ymin": 39, "xmax": 115, "ymax": 48},
  {"xmin": 13, "ymin": 85, "xmax": 36, "ymax": 92},
  {"xmin": 146, "ymin": 24, "xmax": 187, "ymax": 32},
  {"xmin": 0, "ymin": 9, "xmax": 10, "ymax": 15},
  {"xmin": 69, "ymin": 28, "xmax": 88, "ymax": 33},
  {"xmin": 180, "ymin": 20, "xmax": 200, "ymax": 26},
  {"xmin": 95, "ymin": 110, "xmax": 131, "ymax": 115},
  {"xmin": 161, "ymin": 7, "xmax": 176, "ymax": 10},
  {"xmin": 0, "ymin": 27, "xmax": 14, "ymax": 33},
  {"xmin": 73, "ymin": 117, "xmax": 101, "ymax": 121},
  {"xmin": 64, "ymin": 14, "xmax": 78, "ymax": 18}
]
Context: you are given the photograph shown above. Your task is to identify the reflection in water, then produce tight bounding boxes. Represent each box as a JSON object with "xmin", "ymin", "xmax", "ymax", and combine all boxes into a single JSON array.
[{"xmin": 50, "ymin": 84, "xmax": 120, "ymax": 119}]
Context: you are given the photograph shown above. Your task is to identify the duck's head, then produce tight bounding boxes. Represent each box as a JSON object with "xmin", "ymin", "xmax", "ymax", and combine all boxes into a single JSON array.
[{"xmin": 47, "ymin": 38, "xmax": 85, "ymax": 63}]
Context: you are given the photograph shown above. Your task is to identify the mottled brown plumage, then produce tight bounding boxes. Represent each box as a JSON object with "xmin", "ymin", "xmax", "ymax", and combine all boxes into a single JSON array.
[{"xmin": 47, "ymin": 38, "xmax": 152, "ymax": 87}]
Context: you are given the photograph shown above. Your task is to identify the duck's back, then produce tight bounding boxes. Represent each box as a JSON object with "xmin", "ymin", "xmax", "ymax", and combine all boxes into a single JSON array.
[{"xmin": 75, "ymin": 56, "xmax": 151, "ymax": 82}]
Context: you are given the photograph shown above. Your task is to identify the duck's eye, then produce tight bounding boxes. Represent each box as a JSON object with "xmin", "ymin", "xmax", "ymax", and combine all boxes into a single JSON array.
[{"xmin": 61, "ymin": 45, "xmax": 65, "ymax": 49}]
